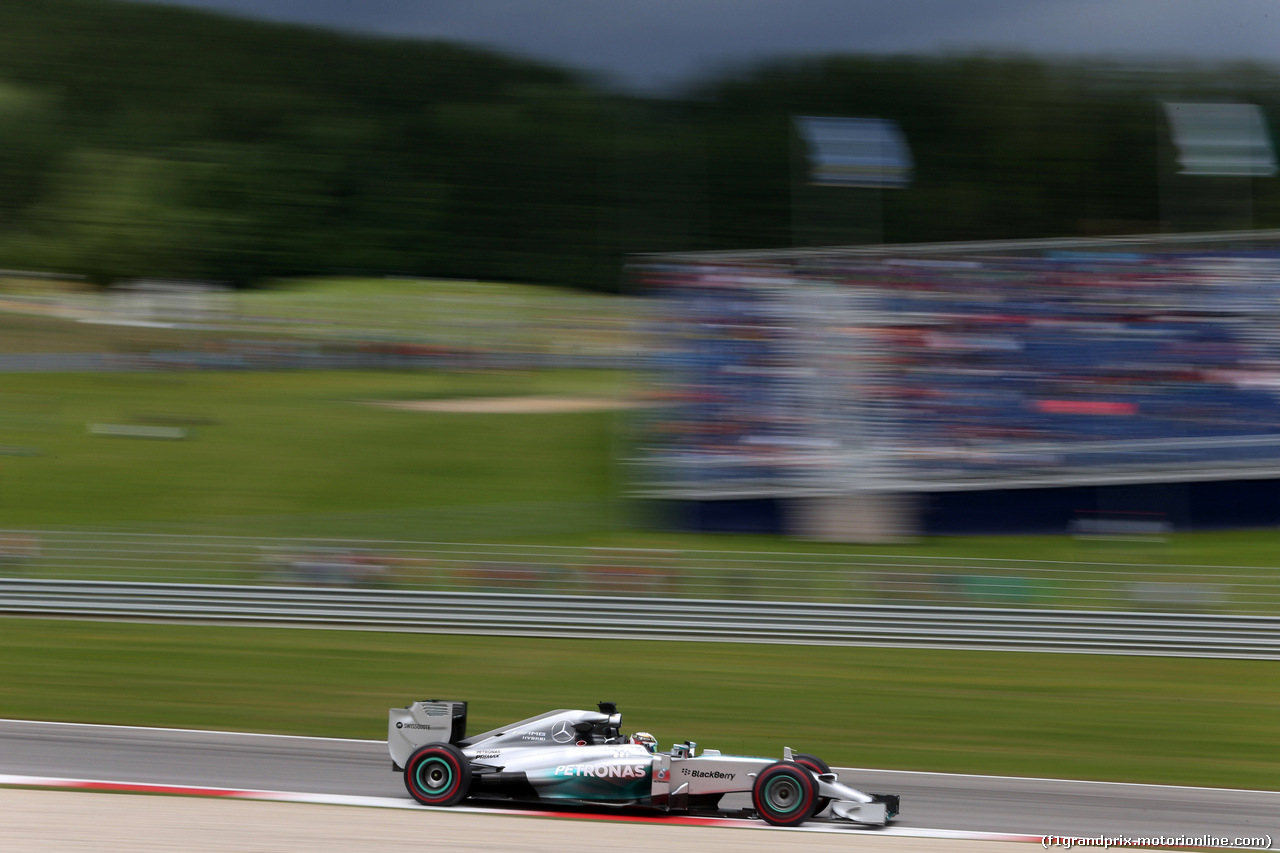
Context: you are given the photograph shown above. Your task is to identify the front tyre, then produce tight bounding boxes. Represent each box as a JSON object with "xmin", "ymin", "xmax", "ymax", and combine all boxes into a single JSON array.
[
  {"xmin": 404, "ymin": 743, "xmax": 471, "ymax": 806},
  {"xmin": 752, "ymin": 761, "xmax": 818, "ymax": 827},
  {"xmin": 793, "ymin": 752, "xmax": 831, "ymax": 817}
]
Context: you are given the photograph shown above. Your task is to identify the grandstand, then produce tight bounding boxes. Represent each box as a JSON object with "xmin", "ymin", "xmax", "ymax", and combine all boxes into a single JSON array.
[{"xmin": 632, "ymin": 229, "xmax": 1280, "ymax": 539}]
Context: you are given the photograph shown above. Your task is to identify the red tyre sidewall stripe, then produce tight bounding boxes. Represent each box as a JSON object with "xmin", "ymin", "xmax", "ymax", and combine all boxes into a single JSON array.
[
  {"xmin": 785, "ymin": 767, "xmax": 815, "ymax": 820},
  {"xmin": 796, "ymin": 771, "xmax": 815, "ymax": 817}
]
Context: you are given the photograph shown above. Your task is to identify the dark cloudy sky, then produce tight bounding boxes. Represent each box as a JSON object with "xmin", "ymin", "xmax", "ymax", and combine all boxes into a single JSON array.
[{"xmin": 136, "ymin": 0, "xmax": 1280, "ymax": 89}]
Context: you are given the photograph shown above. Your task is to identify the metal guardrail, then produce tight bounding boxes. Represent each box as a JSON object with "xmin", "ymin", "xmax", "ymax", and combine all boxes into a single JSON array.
[{"xmin": 2, "ymin": 579, "xmax": 1279, "ymax": 659}]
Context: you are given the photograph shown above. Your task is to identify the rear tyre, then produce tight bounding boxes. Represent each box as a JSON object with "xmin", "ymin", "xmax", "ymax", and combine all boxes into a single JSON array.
[
  {"xmin": 404, "ymin": 743, "xmax": 471, "ymax": 806},
  {"xmin": 752, "ymin": 761, "xmax": 818, "ymax": 827},
  {"xmin": 793, "ymin": 752, "xmax": 831, "ymax": 817}
]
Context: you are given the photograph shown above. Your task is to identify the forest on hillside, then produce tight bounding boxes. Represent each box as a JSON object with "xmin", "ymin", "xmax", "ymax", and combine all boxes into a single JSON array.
[{"xmin": 0, "ymin": 0, "xmax": 1277, "ymax": 290}]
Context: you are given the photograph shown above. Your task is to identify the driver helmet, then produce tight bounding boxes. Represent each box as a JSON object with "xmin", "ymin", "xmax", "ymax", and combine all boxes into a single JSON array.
[{"xmin": 629, "ymin": 731, "xmax": 658, "ymax": 753}]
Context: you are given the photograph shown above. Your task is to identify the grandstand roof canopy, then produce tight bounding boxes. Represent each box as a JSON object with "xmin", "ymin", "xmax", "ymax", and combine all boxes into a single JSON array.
[{"xmin": 640, "ymin": 227, "xmax": 1280, "ymax": 263}]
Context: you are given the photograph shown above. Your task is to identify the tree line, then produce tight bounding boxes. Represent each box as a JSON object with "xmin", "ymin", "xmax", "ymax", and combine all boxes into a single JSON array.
[{"xmin": 0, "ymin": 0, "xmax": 1277, "ymax": 290}]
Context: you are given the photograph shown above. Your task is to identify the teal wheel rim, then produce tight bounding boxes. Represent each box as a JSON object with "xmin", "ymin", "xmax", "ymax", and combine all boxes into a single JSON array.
[
  {"xmin": 764, "ymin": 776, "xmax": 803, "ymax": 813},
  {"xmin": 414, "ymin": 756, "xmax": 454, "ymax": 796}
]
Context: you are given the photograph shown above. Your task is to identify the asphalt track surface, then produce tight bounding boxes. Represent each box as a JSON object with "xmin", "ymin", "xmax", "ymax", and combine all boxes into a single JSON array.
[{"xmin": 1, "ymin": 719, "xmax": 1277, "ymax": 841}]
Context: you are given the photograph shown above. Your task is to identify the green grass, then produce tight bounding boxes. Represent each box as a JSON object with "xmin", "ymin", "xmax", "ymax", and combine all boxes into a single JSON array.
[
  {"xmin": 0, "ymin": 275, "xmax": 637, "ymax": 354},
  {"xmin": 240, "ymin": 277, "xmax": 636, "ymax": 357},
  {"xmin": 1, "ymin": 618, "xmax": 1275, "ymax": 790},
  {"xmin": 0, "ymin": 369, "xmax": 625, "ymax": 533}
]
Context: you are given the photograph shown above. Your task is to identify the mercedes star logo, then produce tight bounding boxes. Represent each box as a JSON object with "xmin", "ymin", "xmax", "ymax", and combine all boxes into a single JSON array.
[{"xmin": 551, "ymin": 720, "xmax": 574, "ymax": 743}]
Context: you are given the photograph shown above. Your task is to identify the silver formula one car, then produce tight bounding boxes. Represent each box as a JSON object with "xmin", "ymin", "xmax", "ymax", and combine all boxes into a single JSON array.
[{"xmin": 388, "ymin": 699, "xmax": 900, "ymax": 828}]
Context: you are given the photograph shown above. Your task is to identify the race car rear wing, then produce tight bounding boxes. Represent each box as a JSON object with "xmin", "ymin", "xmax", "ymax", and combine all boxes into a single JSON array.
[{"xmin": 388, "ymin": 700, "xmax": 467, "ymax": 768}]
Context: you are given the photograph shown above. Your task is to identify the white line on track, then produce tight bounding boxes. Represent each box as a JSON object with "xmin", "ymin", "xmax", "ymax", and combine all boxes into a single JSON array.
[
  {"xmin": 0, "ymin": 717, "xmax": 379, "ymax": 744},
  {"xmin": 5, "ymin": 718, "xmax": 1279, "ymax": 798},
  {"xmin": 837, "ymin": 766, "xmax": 1280, "ymax": 797}
]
